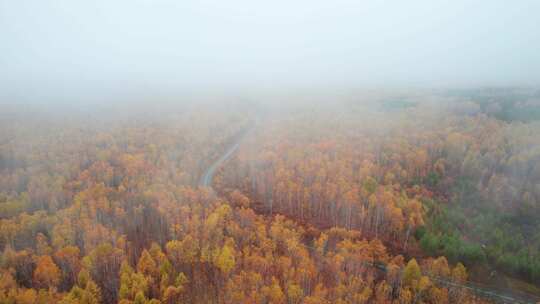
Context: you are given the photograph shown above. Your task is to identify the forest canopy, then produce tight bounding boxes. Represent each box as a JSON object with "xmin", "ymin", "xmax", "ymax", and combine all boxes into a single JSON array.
[{"xmin": 1, "ymin": 89, "xmax": 540, "ymax": 303}]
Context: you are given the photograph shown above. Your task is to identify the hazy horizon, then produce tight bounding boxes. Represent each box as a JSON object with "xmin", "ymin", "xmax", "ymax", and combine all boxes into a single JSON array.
[{"xmin": 1, "ymin": 0, "xmax": 540, "ymax": 103}]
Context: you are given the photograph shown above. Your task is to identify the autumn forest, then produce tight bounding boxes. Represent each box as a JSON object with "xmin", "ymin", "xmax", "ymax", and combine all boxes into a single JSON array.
[{"xmin": 1, "ymin": 89, "xmax": 540, "ymax": 304}]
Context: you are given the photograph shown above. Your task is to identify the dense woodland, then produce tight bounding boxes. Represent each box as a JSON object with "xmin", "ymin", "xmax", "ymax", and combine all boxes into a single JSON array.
[
  {"xmin": 0, "ymin": 90, "xmax": 539, "ymax": 303},
  {"xmin": 220, "ymin": 90, "xmax": 540, "ymax": 286}
]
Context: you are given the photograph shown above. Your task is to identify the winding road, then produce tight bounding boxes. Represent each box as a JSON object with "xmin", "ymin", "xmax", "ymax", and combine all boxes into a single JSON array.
[
  {"xmin": 198, "ymin": 123, "xmax": 255, "ymax": 188},
  {"xmin": 198, "ymin": 140, "xmax": 242, "ymax": 187},
  {"xmin": 198, "ymin": 123, "xmax": 539, "ymax": 304}
]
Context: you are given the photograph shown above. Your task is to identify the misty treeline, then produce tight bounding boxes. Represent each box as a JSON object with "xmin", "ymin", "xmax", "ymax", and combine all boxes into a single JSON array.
[
  {"xmin": 0, "ymin": 90, "xmax": 539, "ymax": 303},
  {"xmin": 217, "ymin": 90, "xmax": 540, "ymax": 285}
]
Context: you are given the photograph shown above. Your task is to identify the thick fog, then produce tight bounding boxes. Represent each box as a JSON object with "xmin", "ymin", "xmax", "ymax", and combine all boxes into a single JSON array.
[{"xmin": 1, "ymin": 0, "xmax": 539, "ymax": 103}]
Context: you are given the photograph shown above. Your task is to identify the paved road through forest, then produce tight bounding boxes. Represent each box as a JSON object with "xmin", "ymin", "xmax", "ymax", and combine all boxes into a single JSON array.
[
  {"xmin": 198, "ymin": 140, "xmax": 242, "ymax": 187},
  {"xmin": 198, "ymin": 123, "xmax": 255, "ymax": 187}
]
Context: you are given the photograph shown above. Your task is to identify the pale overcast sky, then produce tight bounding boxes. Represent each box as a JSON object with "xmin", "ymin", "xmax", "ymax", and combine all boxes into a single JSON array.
[{"xmin": 1, "ymin": 0, "xmax": 539, "ymax": 102}]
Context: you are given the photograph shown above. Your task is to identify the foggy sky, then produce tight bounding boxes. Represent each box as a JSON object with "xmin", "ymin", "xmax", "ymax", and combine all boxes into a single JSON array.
[{"xmin": 1, "ymin": 0, "xmax": 539, "ymax": 103}]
